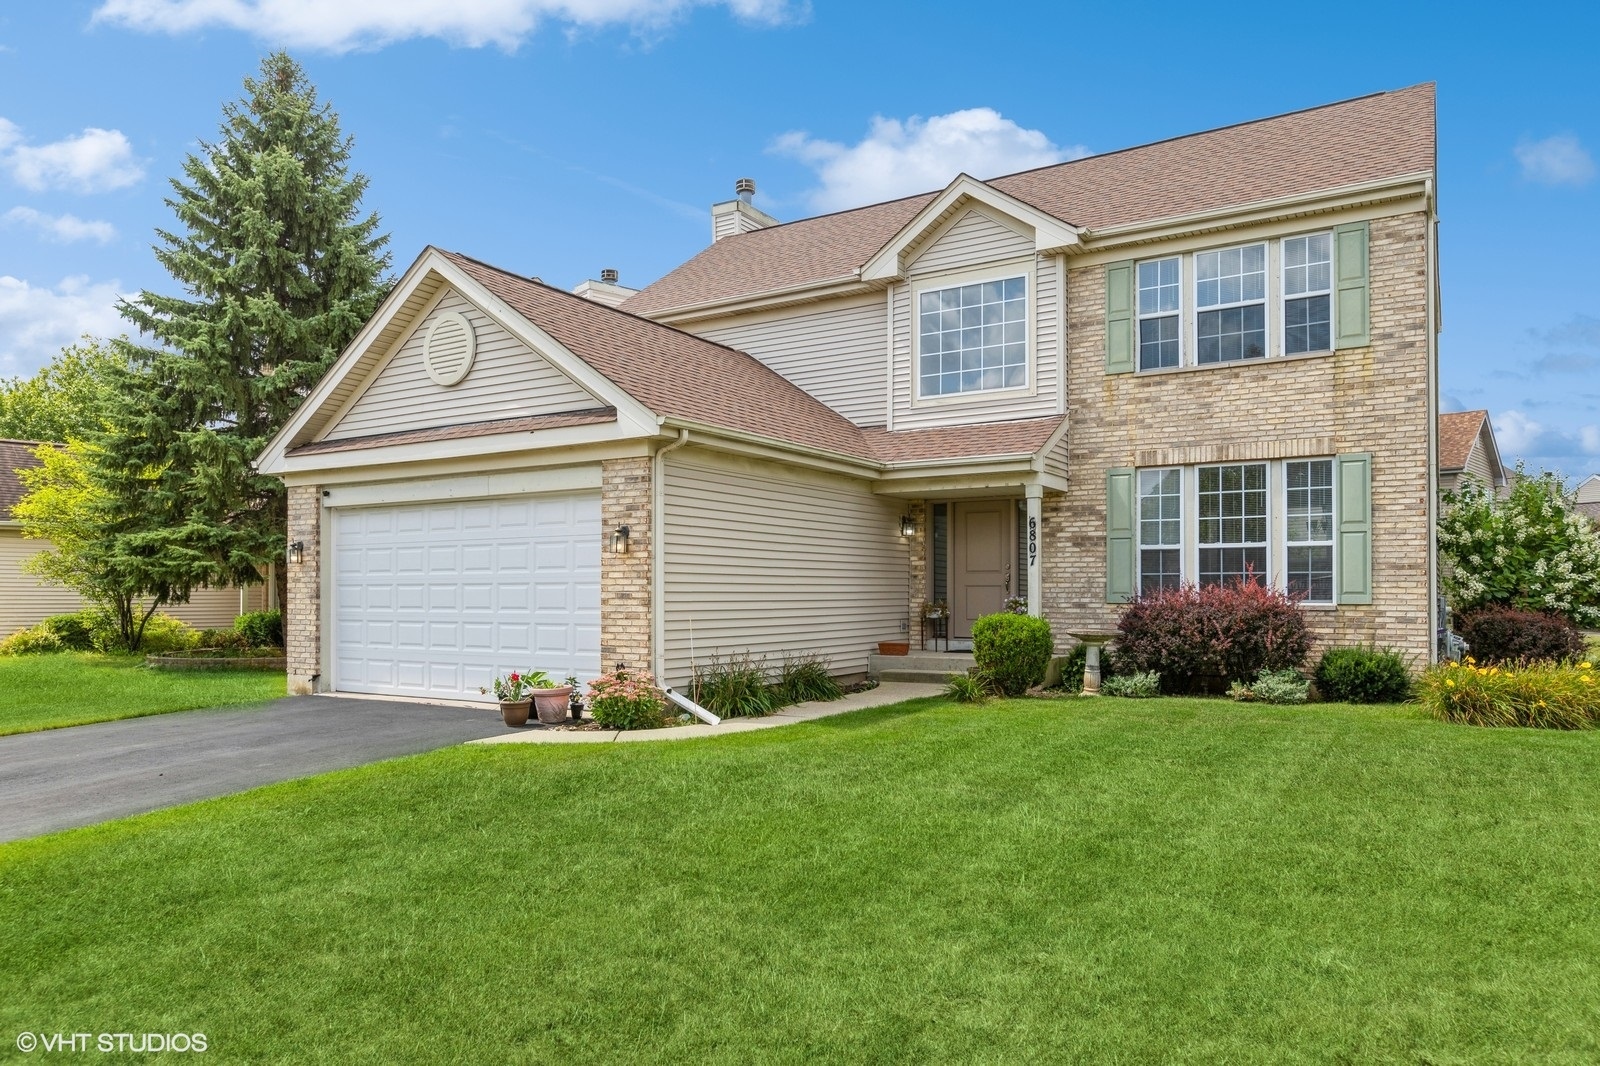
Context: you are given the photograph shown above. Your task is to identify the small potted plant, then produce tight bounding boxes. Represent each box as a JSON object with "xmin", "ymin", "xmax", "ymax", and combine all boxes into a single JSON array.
[
  {"xmin": 481, "ymin": 670, "xmax": 549, "ymax": 727},
  {"xmin": 530, "ymin": 672, "xmax": 575, "ymax": 725}
]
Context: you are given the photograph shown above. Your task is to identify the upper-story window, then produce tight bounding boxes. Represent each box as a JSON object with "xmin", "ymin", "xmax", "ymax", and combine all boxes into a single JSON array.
[
  {"xmin": 918, "ymin": 276, "xmax": 1027, "ymax": 397},
  {"xmin": 1134, "ymin": 231, "xmax": 1336, "ymax": 371}
]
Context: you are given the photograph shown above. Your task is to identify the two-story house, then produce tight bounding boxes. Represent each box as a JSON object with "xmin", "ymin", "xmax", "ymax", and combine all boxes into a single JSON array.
[{"xmin": 257, "ymin": 84, "xmax": 1439, "ymax": 702}]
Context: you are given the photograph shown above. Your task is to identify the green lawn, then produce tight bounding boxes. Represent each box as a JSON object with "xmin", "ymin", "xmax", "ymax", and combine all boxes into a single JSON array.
[
  {"xmin": 3, "ymin": 697, "xmax": 1599, "ymax": 1062},
  {"xmin": 0, "ymin": 652, "xmax": 285, "ymax": 735}
]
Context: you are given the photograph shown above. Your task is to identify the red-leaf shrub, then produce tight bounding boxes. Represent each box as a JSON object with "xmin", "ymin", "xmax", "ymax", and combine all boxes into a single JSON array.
[
  {"xmin": 1115, "ymin": 580, "xmax": 1311, "ymax": 694},
  {"xmin": 1455, "ymin": 606, "xmax": 1587, "ymax": 666}
]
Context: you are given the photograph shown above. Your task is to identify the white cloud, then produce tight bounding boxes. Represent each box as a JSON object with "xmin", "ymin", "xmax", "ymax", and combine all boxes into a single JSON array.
[
  {"xmin": 0, "ymin": 119, "xmax": 143, "ymax": 193},
  {"xmin": 0, "ymin": 275, "xmax": 128, "ymax": 378},
  {"xmin": 1493, "ymin": 408, "xmax": 1600, "ymax": 482},
  {"xmin": 3, "ymin": 206, "xmax": 117, "ymax": 244},
  {"xmin": 1514, "ymin": 134, "xmax": 1596, "ymax": 187},
  {"xmin": 91, "ymin": 0, "xmax": 801, "ymax": 52},
  {"xmin": 771, "ymin": 108, "xmax": 1088, "ymax": 213}
]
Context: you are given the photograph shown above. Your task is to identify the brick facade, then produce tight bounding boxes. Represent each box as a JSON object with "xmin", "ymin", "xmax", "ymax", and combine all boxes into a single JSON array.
[
  {"xmin": 600, "ymin": 457, "xmax": 652, "ymax": 676},
  {"xmin": 285, "ymin": 484, "xmax": 322, "ymax": 694},
  {"xmin": 1042, "ymin": 211, "xmax": 1433, "ymax": 663}
]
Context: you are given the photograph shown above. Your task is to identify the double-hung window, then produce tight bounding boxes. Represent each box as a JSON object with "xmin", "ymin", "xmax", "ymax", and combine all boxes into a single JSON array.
[
  {"xmin": 1197, "ymin": 463, "xmax": 1268, "ymax": 586},
  {"xmin": 1137, "ymin": 258, "xmax": 1181, "ymax": 370},
  {"xmin": 1283, "ymin": 234, "xmax": 1332, "ymax": 355},
  {"xmin": 1196, "ymin": 244, "xmax": 1267, "ymax": 364},
  {"xmin": 918, "ymin": 277, "xmax": 1027, "ymax": 397},
  {"xmin": 1284, "ymin": 459, "xmax": 1334, "ymax": 602},
  {"xmin": 1137, "ymin": 468, "xmax": 1182, "ymax": 593}
]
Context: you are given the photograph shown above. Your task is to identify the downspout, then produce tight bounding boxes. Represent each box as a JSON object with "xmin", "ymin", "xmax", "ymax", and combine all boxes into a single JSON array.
[
  {"xmin": 1425, "ymin": 176, "xmax": 1440, "ymax": 662},
  {"xmin": 651, "ymin": 428, "xmax": 690, "ymax": 686}
]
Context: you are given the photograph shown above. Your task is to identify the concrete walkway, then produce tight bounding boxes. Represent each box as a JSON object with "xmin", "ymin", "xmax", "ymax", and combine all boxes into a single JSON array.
[{"xmin": 470, "ymin": 681, "xmax": 945, "ymax": 746}]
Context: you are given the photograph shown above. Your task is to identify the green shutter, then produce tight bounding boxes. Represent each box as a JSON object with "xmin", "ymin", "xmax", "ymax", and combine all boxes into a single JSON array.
[
  {"xmin": 1335, "ymin": 452, "xmax": 1372, "ymax": 605},
  {"xmin": 1106, "ymin": 468, "xmax": 1136, "ymax": 603},
  {"xmin": 1334, "ymin": 221, "xmax": 1369, "ymax": 349},
  {"xmin": 1105, "ymin": 260, "xmax": 1135, "ymax": 374}
]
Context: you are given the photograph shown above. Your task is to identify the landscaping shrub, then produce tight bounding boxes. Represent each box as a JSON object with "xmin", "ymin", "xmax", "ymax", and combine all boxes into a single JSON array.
[
  {"xmin": 1055, "ymin": 642, "xmax": 1119, "ymax": 695},
  {"xmin": 234, "ymin": 609, "xmax": 284, "ymax": 649},
  {"xmin": 1455, "ymin": 606, "xmax": 1587, "ymax": 666},
  {"xmin": 1230, "ymin": 668, "xmax": 1310, "ymax": 705},
  {"xmin": 0, "ymin": 623, "xmax": 63, "ymax": 656},
  {"xmin": 971, "ymin": 613, "xmax": 1054, "ymax": 696},
  {"xmin": 1101, "ymin": 671, "xmax": 1161, "ymax": 698},
  {"xmin": 587, "ymin": 669, "xmax": 668, "ymax": 730},
  {"xmin": 776, "ymin": 652, "xmax": 842, "ymax": 704},
  {"xmin": 40, "ymin": 612, "xmax": 96, "ymax": 651},
  {"xmin": 944, "ymin": 671, "xmax": 993, "ymax": 703},
  {"xmin": 1418, "ymin": 658, "xmax": 1599, "ymax": 729},
  {"xmin": 1315, "ymin": 645, "xmax": 1412, "ymax": 703},
  {"xmin": 1116, "ymin": 580, "xmax": 1310, "ymax": 694},
  {"xmin": 92, "ymin": 611, "xmax": 200, "ymax": 654},
  {"xmin": 197, "ymin": 627, "xmax": 250, "ymax": 650},
  {"xmin": 692, "ymin": 651, "xmax": 778, "ymax": 718}
]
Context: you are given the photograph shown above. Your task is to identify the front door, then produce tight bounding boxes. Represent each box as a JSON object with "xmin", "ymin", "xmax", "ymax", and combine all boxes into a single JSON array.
[{"xmin": 950, "ymin": 500, "xmax": 1014, "ymax": 639}]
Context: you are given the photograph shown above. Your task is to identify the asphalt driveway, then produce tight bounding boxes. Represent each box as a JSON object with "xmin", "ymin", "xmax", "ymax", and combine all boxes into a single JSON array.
[{"xmin": 0, "ymin": 696, "xmax": 517, "ymax": 843}]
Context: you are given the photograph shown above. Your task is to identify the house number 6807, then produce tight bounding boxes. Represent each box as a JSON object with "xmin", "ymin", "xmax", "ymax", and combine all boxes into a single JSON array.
[{"xmin": 1027, "ymin": 516, "xmax": 1038, "ymax": 567}]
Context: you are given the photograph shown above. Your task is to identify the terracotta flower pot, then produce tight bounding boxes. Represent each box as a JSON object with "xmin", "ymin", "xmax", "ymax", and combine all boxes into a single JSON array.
[
  {"xmin": 499, "ymin": 699, "xmax": 531, "ymax": 727},
  {"xmin": 532, "ymin": 686, "xmax": 575, "ymax": 725},
  {"xmin": 878, "ymin": 641, "xmax": 910, "ymax": 656}
]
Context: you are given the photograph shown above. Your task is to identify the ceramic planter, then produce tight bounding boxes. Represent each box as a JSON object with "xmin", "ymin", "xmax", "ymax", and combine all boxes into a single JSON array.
[
  {"xmin": 499, "ymin": 699, "xmax": 531, "ymax": 727},
  {"xmin": 532, "ymin": 685, "xmax": 575, "ymax": 725}
]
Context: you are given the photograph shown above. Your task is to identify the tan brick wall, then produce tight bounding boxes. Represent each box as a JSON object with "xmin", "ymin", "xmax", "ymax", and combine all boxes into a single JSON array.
[
  {"xmin": 905, "ymin": 499, "xmax": 928, "ymax": 644},
  {"xmin": 285, "ymin": 484, "xmax": 322, "ymax": 694},
  {"xmin": 601, "ymin": 457, "xmax": 652, "ymax": 676},
  {"xmin": 1046, "ymin": 212, "xmax": 1433, "ymax": 663}
]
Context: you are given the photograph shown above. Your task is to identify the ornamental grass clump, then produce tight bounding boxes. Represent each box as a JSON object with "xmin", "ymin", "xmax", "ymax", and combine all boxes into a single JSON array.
[
  {"xmin": 692, "ymin": 652, "xmax": 777, "ymax": 718},
  {"xmin": 1418, "ymin": 658, "xmax": 1599, "ymax": 729},
  {"xmin": 587, "ymin": 669, "xmax": 668, "ymax": 730},
  {"xmin": 775, "ymin": 652, "xmax": 843, "ymax": 704}
]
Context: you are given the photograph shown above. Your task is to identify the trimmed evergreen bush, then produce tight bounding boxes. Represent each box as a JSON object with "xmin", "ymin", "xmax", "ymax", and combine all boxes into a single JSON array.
[
  {"xmin": 1116, "ymin": 580, "xmax": 1310, "ymax": 694},
  {"xmin": 972, "ymin": 613, "xmax": 1055, "ymax": 696},
  {"xmin": 234, "ymin": 609, "xmax": 284, "ymax": 649},
  {"xmin": 1315, "ymin": 645, "xmax": 1412, "ymax": 703},
  {"xmin": 1455, "ymin": 606, "xmax": 1586, "ymax": 666}
]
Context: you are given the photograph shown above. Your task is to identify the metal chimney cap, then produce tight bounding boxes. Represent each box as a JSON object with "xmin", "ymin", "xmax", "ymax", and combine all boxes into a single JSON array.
[
  {"xmin": 735, "ymin": 177, "xmax": 756, "ymax": 202},
  {"xmin": 600, "ymin": 268, "xmax": 619, "ymax": 284}
]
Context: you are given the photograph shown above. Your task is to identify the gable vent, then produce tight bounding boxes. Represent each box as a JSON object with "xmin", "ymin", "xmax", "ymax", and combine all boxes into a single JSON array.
[{"xmin": 422, "ymin": 310, "xmax": 476, "ymax": 387}]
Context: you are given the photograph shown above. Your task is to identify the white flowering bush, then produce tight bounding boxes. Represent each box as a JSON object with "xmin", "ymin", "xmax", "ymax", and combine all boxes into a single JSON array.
[{"xmin": 1439, "ymin": 468, "xmax": 1600, "ymax": 627}]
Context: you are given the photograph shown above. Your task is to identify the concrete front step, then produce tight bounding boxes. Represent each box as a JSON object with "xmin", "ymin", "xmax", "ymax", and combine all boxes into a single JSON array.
[
  {"xmin": 877, "ymin": 668, "xmax": 960, "ymax": 684},
  {"xmin": 868, "ymin": 650, "xmax": 975, "ymax": 681}
]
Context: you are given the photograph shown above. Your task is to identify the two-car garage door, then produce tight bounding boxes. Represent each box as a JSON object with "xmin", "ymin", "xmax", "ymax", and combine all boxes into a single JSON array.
[{"xmin": 331, "ymin": 493, "xmax": 601, "ymax": 701}]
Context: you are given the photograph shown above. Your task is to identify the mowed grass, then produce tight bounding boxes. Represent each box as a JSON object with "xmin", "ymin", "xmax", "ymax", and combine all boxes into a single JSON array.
[
  {"xmin": 4, "ymin": 698, "xmax": 1599, "ymax": 1063},
  {"xmin": 0, "ymin": 652, "xmax": 285, "ymax": 735}
]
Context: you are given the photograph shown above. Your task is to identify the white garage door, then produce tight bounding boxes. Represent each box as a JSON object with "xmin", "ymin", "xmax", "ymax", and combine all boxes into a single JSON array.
[{"xmin": 331, "ymin": 493, "xmax": 601, "ymax": 701}]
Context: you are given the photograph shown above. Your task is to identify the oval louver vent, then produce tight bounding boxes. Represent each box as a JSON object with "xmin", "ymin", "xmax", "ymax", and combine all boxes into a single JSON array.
[{"xmin": 422, "ymin": 311, "xmax": 476, "ymax": 386}]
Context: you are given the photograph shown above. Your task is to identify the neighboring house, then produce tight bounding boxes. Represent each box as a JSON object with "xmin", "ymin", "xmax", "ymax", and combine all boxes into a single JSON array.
[
  {"xmin": 1437, "ymin": 410, "xmax": 1507, "ymax": 498},
  {"xmin": 256, "ymin": 84, "xmax": 1440, "ymax": 702},
  {"xmin": 1576, "ymin": 473, "xmax": 1600, "ymax": 522},
  {"xmin": 1, "ymin": 439, "xmax": 270, "ymax": 637}
]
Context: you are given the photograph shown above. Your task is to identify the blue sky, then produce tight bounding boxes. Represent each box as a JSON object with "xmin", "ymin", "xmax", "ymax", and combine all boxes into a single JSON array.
[{"xmin": 1, "ymin": 1, "xmax": 1597, "ymax": 481}]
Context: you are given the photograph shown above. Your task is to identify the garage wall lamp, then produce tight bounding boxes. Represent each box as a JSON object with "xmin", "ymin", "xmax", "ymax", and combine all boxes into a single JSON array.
[
  {"xmin": 898, "ymin": 515, "xmax": 916, "ymax": 537},
  {"xmin": 610, "ymin": 525, "xmax": 631, "ymax": 555},
  {"xmin": 286, "ymin": 540, "xmax": 305, "ymax": 565}
]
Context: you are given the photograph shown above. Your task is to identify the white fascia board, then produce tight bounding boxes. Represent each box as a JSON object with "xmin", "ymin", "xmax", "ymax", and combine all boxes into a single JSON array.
[
  {"xmin": 269, "ymin": 420, "xmax": 650, "ymax": 478},
  {"xmin": 1074, "ymin": 174, "xmax": 1432, "ymax": 254},
  {"xmin": 659, "ymin": 417, "xmax": 880, "ymax": 480},
  {"xmin": 872, "ymin": 469, "xmax": 1066, "ymax": 498},
  {"xmin": 859, "ymin": 174, "xmax": 1082, "ymax": 283}
]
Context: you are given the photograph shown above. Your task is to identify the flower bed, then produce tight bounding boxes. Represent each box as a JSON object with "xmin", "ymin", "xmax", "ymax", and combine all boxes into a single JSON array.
[{"xmin": 1418, "ymin": 657, "xmax": 1599, "ymax": 728}]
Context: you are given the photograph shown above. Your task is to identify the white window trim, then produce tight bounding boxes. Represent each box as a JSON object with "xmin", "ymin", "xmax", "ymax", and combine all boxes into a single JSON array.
[
  {"xmin": 910, "ymin": 260, "xmax": 1036, "ymax": 407},
  {"xmin": 1194, "ymin": 242, "xmax": 1270, "ymax": 368},
  {"xmin": 1136, "ymin": 256, "xmax": 1183, "ymax": 371},
  {"xmin": 1136, "ymin": 466, "xmax": 1184, "ymax": 594},
  {"xmin": 1282, "ymin": 457, "xmax": 1337, "ymax": 605},
  {"xmin": 1281, "ymin": 232, "xmax": 1334, "ymax": 357},
  {"xmin": 1133, "ymin": 229, "xmax": 1339, "ymax": 375},
  {"xmin": 1195, "ymin": 460, "xmax": 1272, "ymax": 586}
]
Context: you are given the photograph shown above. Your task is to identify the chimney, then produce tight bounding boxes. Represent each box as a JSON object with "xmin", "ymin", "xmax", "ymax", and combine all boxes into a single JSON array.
[
  {"xmin": 600, "ymin": 267, "xmax": 619, "ymax": 284},
  {"xmin": 571, "ymin": 267, "xmax": 639, "ymax": 308},
  {"xmin": 711, "ymin": 177, "xmax": 779, "ymax": 243}
]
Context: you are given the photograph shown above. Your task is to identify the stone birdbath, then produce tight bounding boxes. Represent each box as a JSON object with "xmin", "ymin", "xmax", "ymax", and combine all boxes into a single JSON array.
[{"xmin": 1068, "ymin": 633, "xmax": 1117, "ymax": 696}]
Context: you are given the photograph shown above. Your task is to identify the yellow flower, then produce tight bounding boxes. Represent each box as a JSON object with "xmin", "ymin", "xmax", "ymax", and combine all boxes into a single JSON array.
[
  {"xmin": 1445, "ymin": 678, "xmax": 1455, "ymax": 687},
  {"xmin": 1582, "ymin": 662, "xmax": 1593, "ymax": 670}
]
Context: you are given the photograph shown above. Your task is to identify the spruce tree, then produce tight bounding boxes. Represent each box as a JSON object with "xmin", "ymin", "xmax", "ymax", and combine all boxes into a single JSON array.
[{"xmin": 114, "ymin": 52, "xmax": 390, "ymax": 605}]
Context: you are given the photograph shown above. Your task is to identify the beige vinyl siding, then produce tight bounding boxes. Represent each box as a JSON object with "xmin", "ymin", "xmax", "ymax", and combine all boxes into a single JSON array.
[
  {"xmin": 892, "ymin": 209, "xmax": 1062, "ymax": 430},
  {"xmin": 661, "ymin": 448, "xmax": 906, "ymax": 686},
  {"xmin": 1043, "ymin": 428, "xmax": 1069, "ymax": 480},
  {"xmin": 1, "ymin": 528, "xmax": 264, "ymax": 637},
  {"xmin": 325, "ymin": 289, "xmax": 600, "ymax": 441},
  {"xmin": 1577, "ymin": 475, "xmax": 1600, "ymax": 505},
  {"xmin": 692, "ymin": 296, "xmax": 889, "ymax": 427}
]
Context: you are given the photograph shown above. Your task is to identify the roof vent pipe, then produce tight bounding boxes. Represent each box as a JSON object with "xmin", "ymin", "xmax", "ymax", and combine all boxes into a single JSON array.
[
  {"xmin": 735, "ymin": 177, "xmax": 756, "ymax": 204},
  {"xmin": 600, "ymin": 268, "xmax": 619, "ymax": 284}
]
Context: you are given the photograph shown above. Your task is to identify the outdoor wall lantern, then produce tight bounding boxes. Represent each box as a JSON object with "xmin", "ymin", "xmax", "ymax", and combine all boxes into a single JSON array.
[
  {"xmin": 898, "ymin": 515, "xmax": 916, "ymax": 537},
  {"xmin": 286, "ymin": 540, "xmax": 304, "ymax": 565},
  {"xmin": 611, "ymin": 525, "xmax": 631, "ymax": 554}
]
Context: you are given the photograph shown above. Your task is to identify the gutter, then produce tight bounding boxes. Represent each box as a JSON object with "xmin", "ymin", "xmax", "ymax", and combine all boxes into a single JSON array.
[
  {"xmin": 1425, "ymin": 175, "xmax": 1441, "ymax": 662},
  {"xmin": 651, "ymin": 428, "xmax": 690, "ymax": 686}
]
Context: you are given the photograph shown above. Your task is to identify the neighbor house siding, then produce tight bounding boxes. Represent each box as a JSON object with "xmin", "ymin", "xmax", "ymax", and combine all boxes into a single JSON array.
[
  {"xmin": 1, "ymin": 528, "xmax": 265, "ymax": 637},
  {"xmin": 1044, "ymin": 210, "xmax": 1433, "ymax": 664},
  {"xmin": 661, "ymin": 448, "xmax": 906, "ymax": 687},
  {"xmin": 691, "ymin": 296, "xmax": 889, "ymax": 427},
  {"xmin": 324, "ymin": 289, "xmax": 600, "ymax": 441},
  {"xmin": 890, "ymin": 208, "xmax": 1062, "ymax": 430}
]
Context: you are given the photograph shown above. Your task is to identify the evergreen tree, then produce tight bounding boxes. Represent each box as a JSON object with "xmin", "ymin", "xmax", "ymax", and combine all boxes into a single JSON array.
[{"xmin": 114, "ymin": 51, "xmax": 390, "ymax": 601}]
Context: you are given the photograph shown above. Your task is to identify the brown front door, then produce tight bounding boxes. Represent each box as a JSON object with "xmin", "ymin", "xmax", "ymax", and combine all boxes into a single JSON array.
[{"xmin": 950, "ymin": 500, "xmax": 1014, "ymax": 639}]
